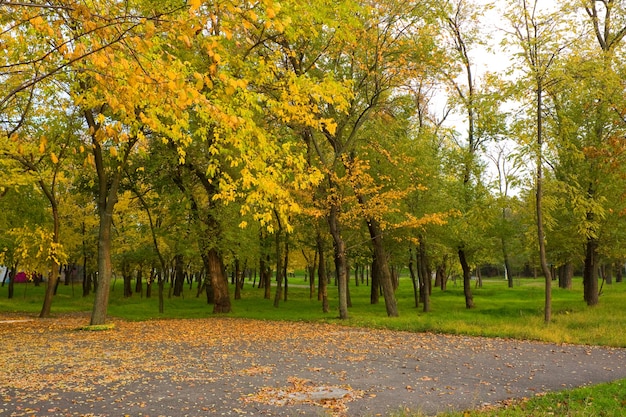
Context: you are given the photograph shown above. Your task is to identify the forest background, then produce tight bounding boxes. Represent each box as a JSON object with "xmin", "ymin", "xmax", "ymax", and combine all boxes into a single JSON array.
[{"xmin": 2, "ymin": 0, "xmax": 626, "ymax": 327}]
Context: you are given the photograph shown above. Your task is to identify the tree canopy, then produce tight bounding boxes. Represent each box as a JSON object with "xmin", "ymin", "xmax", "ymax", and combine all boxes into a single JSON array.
[{"xmin": 2, "ymin": 0, "xmax": 626, "ymax": 323}]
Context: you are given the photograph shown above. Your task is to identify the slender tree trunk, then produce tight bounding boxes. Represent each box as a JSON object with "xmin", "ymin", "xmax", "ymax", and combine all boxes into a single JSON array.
[
  {"xmin": 173, "ymin": 254, "xmax": 185, "ymax": 297},
  {"xmin": 7, "ymin": 265, "xmax": 17, "ymax": 299},
  {"xmin": 283, "ymin": 235, "xmax": 289, "ymax": 302},
  {"xmin": 158, "ymin": 270, "xmax": 164, "ymax": 314},
  {"xmin": 328, "ymin": 204, "xmax": 349, "ymax": 319},
  {"xmin": 273, "ymin": 229, "xmax": 283, "ymax": 308},
  {"xmin": 408, "ymin": 248, "xmax": 419, "ymax": 308},
  {"xmin": 135, "ymin": 267, "xmax": 143, "ymax": 296},
  {"xmin": 316, "ymin": 233, "xmax": 329, "ymax": 313},
  {"xmin": 367, "ymin": 219, "xmax": 398, "ymax": 316},
  {"xmin": 123, "ymin": 263, "xmax": 132, "ymax": 298},
  {"xmin": 503, "ymin": 232, "xmax": 513, "ymax": 288},
  {"xmin": 535, "ymin": 83, "xmax": 552, "ymax": 323},
  {"xmin": 370, "ymin": 255, "xmax": 380, "ymax": 305},
  {"xmin": 263, "ymin": 255, "xmax": 272, "ymax": 299},
  {"xmin": 583, "ymin": 236, "xmax": 599, "ymax": 306},
  {"xmin": 418, "ymin": 239, "xmax": 430, "ymax": 313},
  {"xmin": 308, "ymin": 253, "xmax": 316, "ymax": 299},
  {"xmin": 234, "ymin": 258, "xmax": 242, "ymax": 300},
  {"xmin": 260, "ymin": 253, "xmax": 271, "ymax": 299},
  {"xmin": 40, "ymin": 200, "xmax": 60, "ymax": 318},
  {"xmin": 458, "ymin": 248, "xmax": 474, "ymax": 309}
]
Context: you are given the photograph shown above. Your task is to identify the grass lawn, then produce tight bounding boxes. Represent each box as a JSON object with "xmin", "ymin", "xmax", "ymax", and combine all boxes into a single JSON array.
[
  {"xmin": 2, "ymin": 274, "xmax": 626, "ymax": 416},
  {"xmin": 1, "ymin": 274, "xmax": 626, "ymax": 347}
]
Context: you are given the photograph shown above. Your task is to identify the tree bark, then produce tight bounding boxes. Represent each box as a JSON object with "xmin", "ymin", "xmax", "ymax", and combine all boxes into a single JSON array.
[
  {"xmin": 234, "ymin": 258, "xmax": 242, "ymax": 300},
  {"xmin": 583, "ymin": 236, "xmax": 599, "ymax": 306},
  {"xmin": 135, "ymin": 267, "xmax": 143, "ymax": 296},
  {"xmin": 273, "ymin": 229, "xmax": 283, "ymax": 308},
  {"xmin": 316, "ymin": 233, "xmax": 329, "ymax": 313},
  {"xmin": 328, "ymin": 204, "xmax": 349, "ymax": 319},
  {"xmin": 207, "ymin": 248, "xmax": 231, "ymax": 313},
  {"xmin": 122, "ymin": 262, "xmax": 132, "ymax": 298},
  {"xmin": 365, "ymin": 218, "xmax": 398, "ymax": 316},
  {"xmin": 90, "ymin": 197, "xmax": 116, "ymax": 325},
  {"xmin": 39, "ymin": 195, "xmax": 60, "ymax": 317},
  {"xmin": 418, "ymin": 239, "xmax": 430, "ymax": 313},
  {"xmin": 458, "ymin": 248, "xmax": 474, "ymax": 309},
  {"xmin": 86, "ymin": 109, "xmax": 135, "ymax": 326},
  {"xmin": 408, "ymin": 248, "xmax": 419, "ymax": 308},
  {"xmin": 370, "ymin": 255, "xmax": 380, "ymax": 305},
  {"xmin": 173, "ymin": 254, "xmax": 185, "ymax": 297}
]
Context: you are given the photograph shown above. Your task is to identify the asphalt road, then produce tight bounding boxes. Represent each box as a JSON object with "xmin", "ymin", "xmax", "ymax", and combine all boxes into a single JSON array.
[{"xmin": 2, "ymin": 316, "xmax": 626, "ymax": 416}]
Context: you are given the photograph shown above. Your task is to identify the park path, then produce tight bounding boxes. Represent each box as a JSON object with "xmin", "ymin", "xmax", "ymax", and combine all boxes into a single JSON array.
[{"xmin": 2, "ymin": 314, "xmax": 626, "ymax": 416}]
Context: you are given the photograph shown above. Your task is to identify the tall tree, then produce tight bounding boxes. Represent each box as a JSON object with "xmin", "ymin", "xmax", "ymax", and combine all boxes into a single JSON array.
[
  {"xmin": 578, "ymin": 0, "xmax": 626, "ymax": 306},
  {"xmin": 440, "ymin": 0, "xmax": 503, "ymax": 308},
  {"xmin": 506, "ymin": 0, "xmax": 567, "ymax": 322}
]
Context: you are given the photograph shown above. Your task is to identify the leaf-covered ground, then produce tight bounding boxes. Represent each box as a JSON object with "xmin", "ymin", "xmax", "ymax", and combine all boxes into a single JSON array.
[{"xmin": 2, "ymin": 313, "xmax": 626, "ymax": 416}]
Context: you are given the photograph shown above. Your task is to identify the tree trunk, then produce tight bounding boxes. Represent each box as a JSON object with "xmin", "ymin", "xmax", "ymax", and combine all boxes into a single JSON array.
[
  {"xmin": 370, "ymin": 255, "xmax": 380, "ymax": 305},
  {"xmin": 558, "ymin": 262, "xmax": 573, "ymax": 289},
  {"xmin": 273, "ymin": 229, "xmax": 283, "ymax": 308},
  {"xmin": 158, "ymin": 271, "xmax": 164, "ymax": 314},
  {"xmin": 234, "ymin": 258, "xmax": 242, "ymax": 300},
  {"xmin": 308, "ymin": 254, "xmax": 316, "ymax": 299},
  {"xmin": 90, "ymin": 201, "xmax": 115, "ymax": 325},
  {"xmin": 135, "ymin": 267, "xmax": 143, "ymax": 296},
  {"xmin": 458, "ymin": 248, "xmax": 474, "ymax": 309},
  {"xmin": 39, "ymin": 185, "xmax": 60, "ymax": 318},
  {"xmin": 207, "ymin": 248, "xmax": 231, "ymax": 313},
  {"xmin": 502, "ymin": 234, "xmax": 513, "ymax": 288},
  {"xmin": 123, "ymin": 263, "xmax": 132, "ymax": 298},
  {"xmin": 535, "ymin": 83, "xmax": 552, "ymax": 323},
  {"xmin": 408, "ymin": 248, "xmax": 419, "ymax": 308},
  {"xmin": 418, "ymin": 239, "xmax": 430, "ymax": 313},
  {"xmin": 283, "ymin": 233, "xmax": 289, "ymax": 302},
  {"xmin": 173, "ymin": 254, "xmax": 185, "ymax": 297},
  {"xmin": 7, "ymin": 266, "xmax": 17, "ymax": 299},
  {"xmin": 583, "ymin": 236, "xmax": 599, "ymax": 306},
  {"xmin": 260, "ymin": 249, "xmax": 272, "ymax": 299},
  {"xmin": 328, "ymin": 204, "xmax": 349, "ymax": 319},
  {"xmin": 316, "ymin": 233, "xmax": 329, "ymax": 313},
  {"xmin": 86, "ymin": 108, "xmax": 133, "ymax": 326},
  {"xmin": 436, "ymin": 256, "xmax": 448, "ymax": 291},
  {"xmin": 357, "ymin": 190, "xmax": 397, "ymax": 315}
]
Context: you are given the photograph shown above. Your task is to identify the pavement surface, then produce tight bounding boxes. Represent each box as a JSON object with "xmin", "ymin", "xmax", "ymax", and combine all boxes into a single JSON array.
[{"xmin": 2, "ymin": 315, "xmax": 626, "ymax": 416}]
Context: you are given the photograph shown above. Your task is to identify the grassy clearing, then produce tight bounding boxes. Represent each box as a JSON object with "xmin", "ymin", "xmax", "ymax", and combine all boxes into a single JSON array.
[{"xmin": 1, "ymin": 274, "xmax": 626, "ymax": 347}]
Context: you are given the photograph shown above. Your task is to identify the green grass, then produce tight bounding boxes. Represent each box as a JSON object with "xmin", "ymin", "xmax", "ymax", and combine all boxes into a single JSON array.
[
  {"xmin": 2, "ymin": 275, "xmax": 626, "ymax": 416},
  {"xmin": 2, "ymin": 275, "xmax": 626, "ymax": 346},
  {"xmin": 441, "ymin": 378, "xmax": 626, "ymax": 417}
]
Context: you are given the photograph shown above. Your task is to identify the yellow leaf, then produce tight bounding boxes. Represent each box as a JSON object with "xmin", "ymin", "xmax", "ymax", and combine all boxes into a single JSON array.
[
  {"xmin": 110, "ymin": 147, "xmax": 118, "ymax": 157},
  {"xmin": 189, "ymin": 0, "xmax": 202, "ymax": 11},
  {"xmin": 50, "ymin": 152, "xmax": 59, "ymax": 164}
]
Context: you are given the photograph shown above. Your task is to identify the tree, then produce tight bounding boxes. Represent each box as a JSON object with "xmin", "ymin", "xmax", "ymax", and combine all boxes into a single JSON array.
[
  {"xmin": 577, "ymin": 0, "xmax": 626, "ymax": 306},
  {"xmin": 506, "ymin": 0, "xmax": 568, "ymax": 322},
  {"xmin": 439, "ymin": 0, "xmax": 504, "ymax": 308}
]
